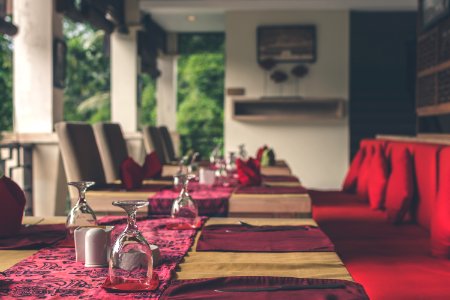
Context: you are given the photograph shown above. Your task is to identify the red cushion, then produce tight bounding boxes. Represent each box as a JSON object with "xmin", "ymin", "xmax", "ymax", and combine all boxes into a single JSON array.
[
  {"xmin": 236, "ymin": 157, "xmax": 262, "ymax": 186},
  {"xmin": 0, "ymin": 176, "xmax": 26, "ymax": 238},
  {"xmin": 342, "ymin": 147, "xmax": 366, "ymax": 193},
  {"xmin": 256, "ymin": 146, "xmax": 267, "ymax": 162},
  {"xmin": 143, "ymin": 151, "xmax": 163, "ymax": 179},
  {"xmin": 356, "ymin": 145, "xmax": 374, "ymax": 200},
  {"xmin": 367, "ymin": 147, "xmax": 389, "ymax": 209},
  {"xmin": 120, "ymin": 157, "xmax": 144, "ymax": 190},
  {"xmin": 410, "ymin": 143, "xmax": 442, "ymax": 229},
  {"xmin": 431, "ymin": 147, "xmax": 450, "ymax": 258},
  {"xmin": 384, "ymin": 148, "xmax": 414, "ymax": 224}
]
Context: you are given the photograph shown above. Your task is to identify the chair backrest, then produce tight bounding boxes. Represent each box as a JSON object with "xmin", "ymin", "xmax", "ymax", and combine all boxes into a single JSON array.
[
  {"xmin": 142, "ymin": 125, "xmax": 167, "ymax": 164},
  {"xmin": 159, "ymin": 126, "xmax": 177, "ymax": 162},
  {"xmin": 93, "ymin": 122, "xmax": 129, "ymax": 183},
  {"xmin": 55, "ymin": 122, "xmax": 107, "ymax": 185}
]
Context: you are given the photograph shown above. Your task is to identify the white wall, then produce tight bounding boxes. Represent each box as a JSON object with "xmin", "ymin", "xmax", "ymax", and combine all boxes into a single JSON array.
[{"xmin": 225, "ymin": 11, "xmax": 349, "ymax": 189}]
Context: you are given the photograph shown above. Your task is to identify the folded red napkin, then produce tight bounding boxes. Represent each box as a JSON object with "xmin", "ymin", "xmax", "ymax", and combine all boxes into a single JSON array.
[
  {"xmin": 143, "ymin": 151, "xmax": 163, "ymax": 179},
  {"xmin": 0, "ymin": 224, "xmax": 66, "ymax": 250},
  {"xmin": 160, "ymin": 276, "xmax": 369, "ymax": 300},
  {"xmin": 120, "ymin": 157, "xmax": 144, "ymax": 190},
  {"xmin": 236, "ymin": 158, "xmax": 262, "ymax": 186},
  {"xmin": 0, "ymin": 176, "xmax": 26, "ymax": 238},
  {"xmin": 234, "ymin": 185, "xmax": 307, "ymax": 194},
  {"xmin": 262, "ymin": 175, "xmax": 300, "ymax": 182},
  {"xmin": 256, "ymin": 145, "xmax": 268, "ymax": 162},
  {"xmin": 196, "ymin": 224, "xmax": 335, "ymax": 252}
]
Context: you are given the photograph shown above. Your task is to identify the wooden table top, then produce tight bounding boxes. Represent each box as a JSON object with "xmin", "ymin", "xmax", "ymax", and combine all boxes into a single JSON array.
[{"xmin": 0, "ymin": 217, "xmax": 352, "ymax": 283}]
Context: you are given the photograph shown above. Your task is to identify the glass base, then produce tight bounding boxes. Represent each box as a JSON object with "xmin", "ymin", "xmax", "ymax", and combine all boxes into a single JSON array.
[{"xmin": 102, "ymin": 273, "xmax": 159, "ymax": 292}]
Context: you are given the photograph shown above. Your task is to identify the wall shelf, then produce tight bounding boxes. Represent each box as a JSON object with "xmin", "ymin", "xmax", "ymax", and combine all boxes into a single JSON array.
[{"xmin": 232, "ymin": 97, "xmax": 346, "ymax": 122}]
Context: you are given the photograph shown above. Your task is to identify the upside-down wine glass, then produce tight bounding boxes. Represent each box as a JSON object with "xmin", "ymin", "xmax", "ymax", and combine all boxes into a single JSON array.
[
  {"xmin": 109, "ymin": 200, "xmax": 154, "ymax": 290},
  {"xmin": 171, "ymin": 174, "xmax": 198, "ymax": 227},
  {"xmin": 66, "ymin": 181, "xmax": 98, "ymax": 240}
]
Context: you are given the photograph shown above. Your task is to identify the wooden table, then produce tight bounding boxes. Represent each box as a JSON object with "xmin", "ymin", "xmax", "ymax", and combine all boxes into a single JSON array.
[
  {"xmin": 176, "ymin": 217, "xmax": 352, "ymax": 281},
  {"xmin": 1, "ymin": 217, "xmax": 351, "ymax": 284},
  {"xmin": 261, "ymin": 160, "xmax": 292, "ymax": 176}
]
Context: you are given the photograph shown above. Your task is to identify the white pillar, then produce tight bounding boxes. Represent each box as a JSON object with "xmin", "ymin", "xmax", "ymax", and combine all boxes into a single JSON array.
[
  {"xmin": 13, "ymin": 0, "xmax": 63, "ymax": 133},
  {"xmin": 156, "ymin": 55, "xmax": 178, "ymax": 131},
  {"xmin": 13, "ymin": 0, "xmax": 66, "ymax": 217}
]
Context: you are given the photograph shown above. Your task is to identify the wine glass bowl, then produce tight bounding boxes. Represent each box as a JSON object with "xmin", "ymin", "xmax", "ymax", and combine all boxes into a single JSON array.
[
  {"xmin": 109, "ymin": 200, "xmax": 154, "ymax": 290},
  {"xmin": 171, "ymin": 174, "xmax": 199, "ymax": 228},
  {"xmin": 66, "ymin": 181, "xmax": 98, "ymax": 240}
]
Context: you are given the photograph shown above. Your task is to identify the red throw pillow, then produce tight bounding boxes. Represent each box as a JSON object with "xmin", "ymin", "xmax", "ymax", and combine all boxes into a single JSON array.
[
  {"xmin": 384, "ymin": 148, "xmax": 414, "ymax": 224},
  {"xmin": 120, "ymin": 157, "xmax": 144, "ymax": 190},
  {"xmin": 0, "ymin": 176, "xmax": 26, "ymax": 238},
  {"xmin": 143, "ymin": 151, "xmax": 163, "ymax": 179},
  {"xmin": 431, "ymin": 147, "xmax": 450, "ymax": 258},
  {"xmin": 256, "ymin": 146, "xmax": 267, "ymax": 162},
  {"xmin": 236, "ymin": 157, "xmax": 262, "ymax": 186},
  {"xmin": 342, "ymin": 148, "xmax": 366, "ymax": 193},
  {"xmin": 356, "ymin": 146, "xmax": 374, "ymax": 201},
  {"xmin": 368, "ymin": 147, "xmax": 390, "ymax": 209}
]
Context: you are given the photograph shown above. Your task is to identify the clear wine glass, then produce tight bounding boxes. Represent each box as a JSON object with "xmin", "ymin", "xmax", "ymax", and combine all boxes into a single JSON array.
[
  {"xmin": 109, "ymin": 200, "xmax": 153, "ymax": 289},
  {"xmin": 66, "ymin": 181, "xmax": 97, "ymax": 240},
  {"xmin": 171, "ymin": 174, "xmax": 198, "ymax": 227}
]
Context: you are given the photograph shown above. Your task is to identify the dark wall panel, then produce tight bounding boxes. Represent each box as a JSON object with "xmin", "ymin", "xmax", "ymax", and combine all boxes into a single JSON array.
[{"xmin": 350, "ymin": 11, "xmax": 417, "ymax": 157}]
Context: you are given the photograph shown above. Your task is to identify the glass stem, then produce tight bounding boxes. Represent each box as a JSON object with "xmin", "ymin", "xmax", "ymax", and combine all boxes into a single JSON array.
[
  {"xmin": 78, "ymin": 188, "xmax": 87, "ymax": 204},
  {"xmin": 126, "ymin": 209, "xmax": 138, "ymax": 232}
]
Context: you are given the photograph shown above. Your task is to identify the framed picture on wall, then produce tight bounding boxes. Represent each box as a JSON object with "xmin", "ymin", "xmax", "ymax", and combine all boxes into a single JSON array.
[
  {"xmin": 257, "ymin": 25, "xmax": 317, "ymax": 63},
  {"xmin": 53, "ymin": 38, "xmax": 67, "ymax": 88},
  {"xmin": 421, "ymin": 0, "xmax": 450, "ymax": 30}
]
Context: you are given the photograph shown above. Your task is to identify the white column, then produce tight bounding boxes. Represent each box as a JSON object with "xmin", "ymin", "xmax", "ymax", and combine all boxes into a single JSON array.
[
  {"xmin": 13, "ymin": 0, "xmax": 63, "ymax": 133},
  {"xmin": 156, "ymin": 55, "xmax": 178, "ymax": 131},
  {"xmin": 111, "ymin": 30, "xmax": 138, "ymax": 132}
]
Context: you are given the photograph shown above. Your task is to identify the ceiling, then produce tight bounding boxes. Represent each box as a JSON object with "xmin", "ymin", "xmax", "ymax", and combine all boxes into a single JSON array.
[{"xmin": 140, "ymin": 0, "xmax": 418, "ymax": 32}]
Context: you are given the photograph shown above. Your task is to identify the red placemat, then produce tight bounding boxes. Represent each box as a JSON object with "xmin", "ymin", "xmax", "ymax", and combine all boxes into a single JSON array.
[
  {"xmin": 148, "ymin": 188, "xmax": 233, "ymax": 217},
  {"xmin": 196, "ymin": 225, "xmax": 334, "ymax": 252},
  {"xmin": 262, "ymin": 175, "xmax": 300, "ymax": 182},
  {"xmin": 234, "ymin": 186, "xmax": 307, "ymax": 194},
  {"xmin": 160, "ymin": 276, "xmax": 369, "ymax": 300},
  {"xmin": 0, "ymin": 217, "xmax": 207, "ymax": 299},
  {"xmin": 0, "ymin": 224, "xmax": 66, "ymax": 250}
]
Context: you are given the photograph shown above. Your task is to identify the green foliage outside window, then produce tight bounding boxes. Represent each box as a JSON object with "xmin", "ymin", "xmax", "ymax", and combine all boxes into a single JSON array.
[
  {"xmin": 0, "ymin": 35, "xmax": 12, "ymax": 132},
  {"xmin": 177, "ymin": 33, "xmax": 225, "ymax": 158}
]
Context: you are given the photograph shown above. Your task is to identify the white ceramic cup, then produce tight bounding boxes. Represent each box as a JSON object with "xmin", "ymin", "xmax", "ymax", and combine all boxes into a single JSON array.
[
  {"xmin": 83, "ymin": 226, "xmax": 113, "ymax": 267},
  {"xmin": 199, "ymin": 168, "xmax": 215, "ymax": 185}
]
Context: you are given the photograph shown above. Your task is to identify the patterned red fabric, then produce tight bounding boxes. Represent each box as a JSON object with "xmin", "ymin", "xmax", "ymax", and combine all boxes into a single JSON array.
[
  {"xmin": 161, "ymin": 277, "xmax": 369, "ymax": 300},
  {"xmin": 256, "ymin": 145, "xmax": 267, "ymax": 162},
  {"xmin": 0, "ymin": 217, "xmax": 207, "ymax": 299},
  {"xmin": 342, "ymin": 148, "xmax": 366, "ymax": 193},
  {"xmin": 120, "ymin": 157, "xmax": 144, "ymax": 190},
  {"xmin": 148, "ymin": 188, "xmax": 233, "ymax": 217},
  {"xmin": 431, "ymin": 147, "xmax": 450, "ymax": 258},
  {"xmin": 143, "ymin": 152, "xmax": 163, "ymax": 179},
  {"xmin": 384, "ymin": 148, "xmax": 414, "ymax": 224},
  {"xmin": 0, "ymin": 176, "xmax": 26, "ymax": 238},
  {"xmin": 262, "ymin": 175, "xmax": 300, "ymax": 183},
  {"xmin": 367, "ymin": 147, "xmax": 389, "ymax": 210},
  {"xmin": 236, "ymin": 158, "xmax": 262, "ymax": 186}
]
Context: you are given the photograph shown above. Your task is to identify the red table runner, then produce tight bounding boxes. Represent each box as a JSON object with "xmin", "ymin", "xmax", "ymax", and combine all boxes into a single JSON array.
[
  {"xmin": 234, "ymin": 186, "xmax": 307, "ymax": 194},
  {"xmin": 148, "ymin": 187, "xmax": 233, "ymax": 217},
  {"xmin": 160, "ymin": 276, "xmax": 369, "ymax": 300},
  {"xmin": 196, "ymin": 225, "xmax": 335, "ymax": 252},
  {"xmin": 0, "ymin": 217, "xmax": 207, "ymax": 299},
  {"xmin": 0, "ymin": 224, "xmax": 66, "ymax": 250}
]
